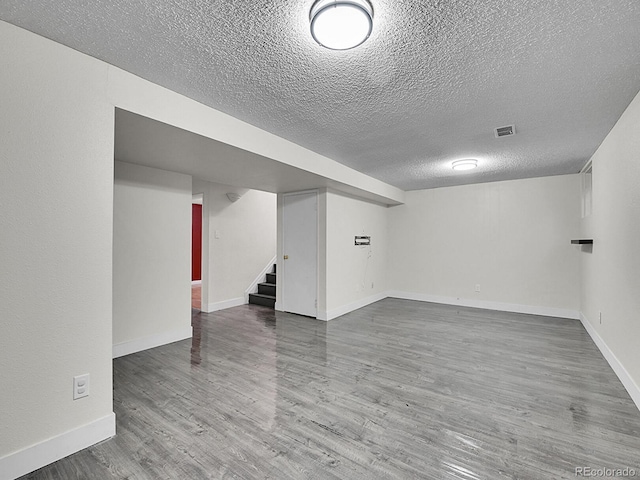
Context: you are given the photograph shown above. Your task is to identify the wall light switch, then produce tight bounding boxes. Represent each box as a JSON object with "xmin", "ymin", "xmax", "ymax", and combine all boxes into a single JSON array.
[
  {"xmin": 73, "ymin": 374, "xmax": 90, "ymax": 400},
  {"xmin": 475, "ymin": 284, "xmax": 481, "ymax": 292}
]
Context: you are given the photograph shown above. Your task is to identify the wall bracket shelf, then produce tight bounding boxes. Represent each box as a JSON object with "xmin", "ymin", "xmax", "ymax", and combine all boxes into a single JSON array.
[{"xmin": 571, "ymin": 239, "xmax": 593, "ymax": 245}]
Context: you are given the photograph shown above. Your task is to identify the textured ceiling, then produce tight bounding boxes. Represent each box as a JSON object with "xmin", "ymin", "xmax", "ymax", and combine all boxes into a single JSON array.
[{"xmin": 2, "ymin": 0, "xmax": 640, "ymax": 190}]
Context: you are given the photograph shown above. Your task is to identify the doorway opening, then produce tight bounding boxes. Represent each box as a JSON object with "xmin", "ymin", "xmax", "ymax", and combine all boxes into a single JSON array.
[{"xmin": 192, "ymin": 193, "xmax": 203, "ymax": 311}]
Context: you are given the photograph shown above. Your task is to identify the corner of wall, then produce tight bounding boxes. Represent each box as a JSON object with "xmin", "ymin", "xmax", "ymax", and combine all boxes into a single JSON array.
[
  {"xmin": 579, "ymin": 312, "xmax": 640, "ymax": 412},
  {"xmin": 112, "ymin": 327, "xmax": 193, "ymax": 359},
  {"xmin": 319, "ymin": 291, "xmax": 389, "ymax": 321}
]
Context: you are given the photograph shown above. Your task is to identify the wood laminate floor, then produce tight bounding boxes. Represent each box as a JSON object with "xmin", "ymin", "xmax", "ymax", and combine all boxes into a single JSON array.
[
  {"xmin": 192, "ymin": 285, "xmax": 201, "ymax": 310},
  {"xmin": 21, "ymin": 299, "xmax": 640, "ymax": 479}
]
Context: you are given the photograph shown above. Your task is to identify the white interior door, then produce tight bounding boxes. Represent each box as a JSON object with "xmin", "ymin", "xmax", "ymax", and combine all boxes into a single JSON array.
[{"xmin": 282, "ymin": 191, "xmax": 317, "ymax": 317}]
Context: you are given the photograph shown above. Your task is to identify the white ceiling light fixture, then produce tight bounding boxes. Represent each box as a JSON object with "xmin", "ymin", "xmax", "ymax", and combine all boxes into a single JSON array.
[
  {"xmin": 310, "ymin": 0, "xmax": 374, "ymax": 50},
  {"xmin": 451, "ymin": 159, "xmax": 478, "ymax": 171},
  {"xmin": 226, "ymin": 192, "xmax": 243, "ymax": 202}
]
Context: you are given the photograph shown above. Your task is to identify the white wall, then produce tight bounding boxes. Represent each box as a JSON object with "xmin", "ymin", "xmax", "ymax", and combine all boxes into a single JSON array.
[
  {"xmin": 0, "ymin": 22, "xmax": 115, "ymax": 477},
  {"xmin": 0, "ymin": 20, "xmax": 399, "ymax": 478},
  {"xmin": 321, "ymin": 190, "xmax": 389, "ymax": 320},
  {"xmin": 113, "ymin": 162, "xmax": 192, "ymax": 357},
  {"xmin": 192, "ymin": 179, "xmax": 276, "ymax": 312},
  {"xmin": 580, "ymin": 88, "xmax": 640, "ymax": 408},
  {"xmin": 389, "ymin": 175, "xmax": 582, "ymax": 318}
]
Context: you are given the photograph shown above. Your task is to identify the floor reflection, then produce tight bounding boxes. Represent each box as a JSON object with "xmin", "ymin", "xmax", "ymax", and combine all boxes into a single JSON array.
[
  {"xmin": 191, "ymin": 284, "xmax": 201, "ymax": 310},
  {"xmin": 191, "ymin": 310, "xmax": 202, "ymax": 365},
  {"xmin": 23, "ymin": 301, "xmax": 640, "ymax": 479}
]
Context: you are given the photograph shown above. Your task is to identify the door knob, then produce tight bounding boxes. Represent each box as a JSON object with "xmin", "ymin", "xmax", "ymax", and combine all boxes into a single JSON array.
[{"xmin": 284, "ymin": 255, "xmax": 289, "ymax": 260}]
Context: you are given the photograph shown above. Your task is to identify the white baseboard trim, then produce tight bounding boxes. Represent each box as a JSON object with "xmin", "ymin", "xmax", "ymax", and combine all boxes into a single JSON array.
[
  {"xmin": 579, "ymin": 313, "xmax": 640, "ymax": 412},
  {"xmin": 203, "ymin": 297, "xmax": 246, "ymax": 313},
  {"xmin": 387, "ymin": 291, "xmax": 580, "ymax": 320},
  {"xmin": 0, "ymin": 413, "xmax": 115, "ymax": 480},
  {"xmin": 191, "ymin": 280, "xmax": 202, "ymax": 286},
  {"xmin": 113, "ymin": 326, "xmax": 192, "ymax": 358},
  {"xmin": 244, "ymin": 255, "xmax": 277, "ymax": 303},
  {"xmin": 317, "ymin": 292, "xmax": 388, "ymax": 321}
]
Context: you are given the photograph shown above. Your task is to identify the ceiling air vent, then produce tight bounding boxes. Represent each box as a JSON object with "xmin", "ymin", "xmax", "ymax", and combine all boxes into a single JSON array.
[{"xmin": 494, "ymin": 125, "xmax": 515, "ymax": 138}]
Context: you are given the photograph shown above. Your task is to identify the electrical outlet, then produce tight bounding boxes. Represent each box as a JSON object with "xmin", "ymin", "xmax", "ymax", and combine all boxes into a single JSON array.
[
  {"xmin": 475, "ymin": 284, "xmax": 481, "ymax": 293},
  {"xmin": 73, "ymin": 374, "xmax": 90, "ymax": 400}
]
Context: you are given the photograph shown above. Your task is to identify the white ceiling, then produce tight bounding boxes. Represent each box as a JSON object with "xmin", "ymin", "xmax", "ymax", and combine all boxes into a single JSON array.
[{"xmin": 2, "ymin": 0, "xmax": 640, "ymax": 190}]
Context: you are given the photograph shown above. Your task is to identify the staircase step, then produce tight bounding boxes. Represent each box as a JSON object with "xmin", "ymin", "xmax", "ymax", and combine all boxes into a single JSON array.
[
  {"xmin": 249, "ymin": 293, "xmax": 275, "ymax": 308},
  {"xmin": 266, "ymin": 272, "xmax": 276, "ymax": 284},
  {"xmin": 258, "ymin": 282, "xmax": 276, "ymax": 296}
]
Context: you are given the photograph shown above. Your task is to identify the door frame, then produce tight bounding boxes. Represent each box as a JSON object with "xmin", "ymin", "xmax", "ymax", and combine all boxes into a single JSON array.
[
  {"xmin": 278, "ymin": 189, "xmax": 320, "ymax": 317},
  {"xmin": 192, "ymin": 192, "xmax": 207, "ymax": 312}
]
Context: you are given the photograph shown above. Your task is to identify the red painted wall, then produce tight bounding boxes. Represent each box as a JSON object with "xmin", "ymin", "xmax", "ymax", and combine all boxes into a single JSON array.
[{"xmin": 192, "ymin": 204, "xmax": 202, "ymax": 281}]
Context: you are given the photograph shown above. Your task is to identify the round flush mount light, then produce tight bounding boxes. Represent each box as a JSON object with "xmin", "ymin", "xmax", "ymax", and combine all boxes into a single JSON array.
[
  {"xmin": 451, "ymin": 159, "xmax": 478, "ymax": 171},
  {"xmin": 310, "ymin": 0, "xmax": 374, "ymax": 50}
]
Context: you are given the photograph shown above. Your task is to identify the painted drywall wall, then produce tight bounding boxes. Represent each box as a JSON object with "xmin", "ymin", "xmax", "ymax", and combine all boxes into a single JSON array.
[
  {"xmin": 192, "ymin": 179, "xmax": 276, "ymax": 312},
  {"xmin": 580, "ymin": 88, "xmax": 640, "ymax": 406},
  {"xmin": 322, "ymin": 190, "xmax": 389, "ymax": 320},
  {"xmin": 0, "ymin": 21, "xmax": 115, "ymax": 474},
  {"xmin": 113, "ymin": 162, "xmax": 192, "ymax": 356},
  {"xmin": 388, "ymin": 175, "xmax": 582, "ymax": 317}
]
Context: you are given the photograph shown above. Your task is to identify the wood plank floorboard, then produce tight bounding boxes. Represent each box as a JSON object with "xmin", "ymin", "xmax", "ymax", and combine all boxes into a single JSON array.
[
  {"xmin": 20, "ymin": 299, "xmax": 640, "ymax": 479},
  {"xmin": 191, "ymin": 285, "xmax": 201, "ymax": 310}
]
